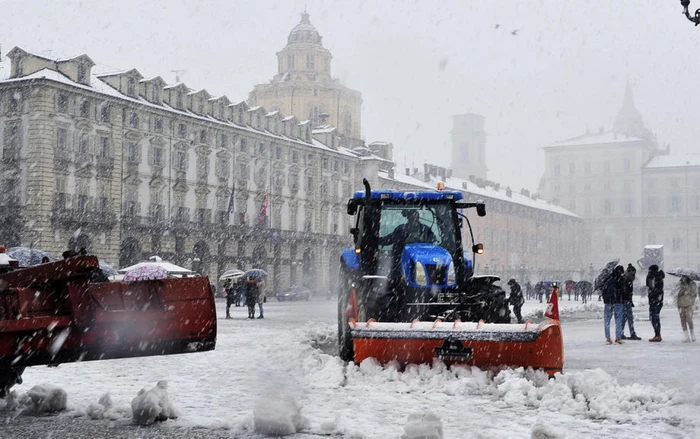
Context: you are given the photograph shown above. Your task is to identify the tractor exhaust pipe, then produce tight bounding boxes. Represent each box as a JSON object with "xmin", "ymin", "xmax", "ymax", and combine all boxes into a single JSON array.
[{"xmin": 363, "ymin": 178, "xmax": 371, "ymax": 199}]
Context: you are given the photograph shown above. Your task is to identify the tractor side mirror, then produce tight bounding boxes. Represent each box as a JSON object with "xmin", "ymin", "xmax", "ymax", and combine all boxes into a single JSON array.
[
  {"xmin": 347, "ymin": 200, "xmax": 358, "ymax": 215},
  {"xmin": 472, "ymin": 243, "xmax": 484, "ymax": 254},
  {"xmin": 476, "ymin": 203, "xmax": 486, "ymax": 217}
]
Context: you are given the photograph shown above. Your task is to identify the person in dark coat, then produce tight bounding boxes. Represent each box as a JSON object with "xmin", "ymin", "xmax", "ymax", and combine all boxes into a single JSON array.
[
  {"xmin": 525, "ymin": 281, "xmax": 533, "ymax": 301},
  {"xmin": 507, "ymin": 279, "xmax": 525, "ymax": 324},
  {"xmin": 646, "ymin": 264, "xmax": 665, "ymax": 342},
  {"xmin": 245, "ymin": 279, "xmax": 260, "ymax": 319},
  {"xmin": 535, "ymin": 281, "xmax": 544, "ymax": 303},
  {"xmin": 620, "ymin": 264, "xmax": 640, "ymax": 340},
  {"xmin": 602, "ymin": 265, "xmax": 625, "ymax": 344},
  {"xmin": 225, "ymin": 280, "xmax": 236, "ymax": 319}
]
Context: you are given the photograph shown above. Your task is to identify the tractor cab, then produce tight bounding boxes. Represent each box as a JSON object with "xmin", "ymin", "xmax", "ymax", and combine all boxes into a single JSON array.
[{"xmin": 340, "ymin": 180, "xmax": 488, "ymax": 325}]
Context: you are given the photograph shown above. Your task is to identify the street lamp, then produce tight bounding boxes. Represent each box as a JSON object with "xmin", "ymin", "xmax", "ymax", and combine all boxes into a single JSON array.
[{"xmin": 681, "ymin": 1, "xmax": 700, "ymax": 26}]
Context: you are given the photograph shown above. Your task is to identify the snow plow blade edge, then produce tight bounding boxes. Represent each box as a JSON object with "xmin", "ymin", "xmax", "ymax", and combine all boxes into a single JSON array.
[{"xmin": 351, "ymin": 320, "xmax": 563, "ymax": 376}]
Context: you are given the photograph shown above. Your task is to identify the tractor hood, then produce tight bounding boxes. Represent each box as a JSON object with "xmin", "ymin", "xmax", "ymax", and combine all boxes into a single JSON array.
[{"xmin": 401, "ymin": 243, "xmax": 455, "ymax": 287}]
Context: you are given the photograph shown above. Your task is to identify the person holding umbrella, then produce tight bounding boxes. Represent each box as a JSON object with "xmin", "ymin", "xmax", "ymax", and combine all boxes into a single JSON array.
[
  {"xmin": 244, "ymin": 269, "xmax": 268, "ymax": 319},
  {"xmin": 675, "ymin": 275, "xmax": 697, "ymax": 342}
]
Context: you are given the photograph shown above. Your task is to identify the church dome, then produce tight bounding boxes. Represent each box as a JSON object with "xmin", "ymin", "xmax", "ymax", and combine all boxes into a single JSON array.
[{"xmin": 287, "ymin": 12, "xmax": 323, "ymax": 46}]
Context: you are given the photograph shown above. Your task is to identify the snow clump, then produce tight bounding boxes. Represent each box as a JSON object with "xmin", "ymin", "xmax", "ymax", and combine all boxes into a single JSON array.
[
  {"xmin": 253, "ymin": 393, "xmax": 309, "ymax": 436},
  {"xmin": 530, "ymin": 418, "xmax": 565, "ymax": 439},
  {"xmin": 87, "ymin": 393, "xmax": 126, "ymax": 420},
  {"xmin": 401, "ymin": 410, "xmax": 444, "ymax": 439},
  {"xmin": 131, "ymin": 380, "xmax": 178, "ymax": 425},
  {"xmin": 17, "ymin": 384, "xmax": 68, "ymax": 414}
]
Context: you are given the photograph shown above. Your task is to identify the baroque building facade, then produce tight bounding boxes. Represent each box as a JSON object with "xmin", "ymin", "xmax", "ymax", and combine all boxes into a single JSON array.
[
  {"xmin": 0, "ymin": 46, "xmax": 385, "ymax": 294},
  {"xmin": 541, "ymin": 84, "xmax": 700, "ymax": 271}
]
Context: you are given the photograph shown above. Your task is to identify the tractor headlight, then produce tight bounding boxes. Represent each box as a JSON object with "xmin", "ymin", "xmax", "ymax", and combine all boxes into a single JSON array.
[
  {"xmin": 415, "ymin": 262, "xmax": 428, "ymax": 286},
  {"xmin": 447, "ymin": 261, "xmax": 456, "ymax": 285}
]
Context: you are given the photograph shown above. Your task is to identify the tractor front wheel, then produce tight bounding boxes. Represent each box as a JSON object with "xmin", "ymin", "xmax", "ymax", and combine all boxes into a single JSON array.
[{"xmin": 337, "ymin": 269, "xmax": 355, "ymax": 363}]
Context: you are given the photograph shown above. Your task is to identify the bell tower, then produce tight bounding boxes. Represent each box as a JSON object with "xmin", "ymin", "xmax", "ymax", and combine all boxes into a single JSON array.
[
  {"xmin": 248, "ymin": 12, "xmax": 363, "ymax": 145},
  {"xmin": 450, "ymin": 114, "xmax": 487, "ymax": 181}
]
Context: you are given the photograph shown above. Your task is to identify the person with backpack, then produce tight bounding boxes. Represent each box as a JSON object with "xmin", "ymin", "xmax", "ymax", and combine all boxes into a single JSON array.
[
  {"xmin": 646, "ymin": 265, "xmax": 665, "ymax": 342},
  {"xmin": 602, "ymin": 265, "xmax": 625, "ymax": 344},
  {"xmin": 507, "ymin": 279, "xmax": 525, "ymax": 324}
]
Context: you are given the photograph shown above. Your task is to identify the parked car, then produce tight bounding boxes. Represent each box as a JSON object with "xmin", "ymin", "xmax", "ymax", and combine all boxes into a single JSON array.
[{"xmin": 277, "ymin": 285, "xmax": 311, "ymax": 301}]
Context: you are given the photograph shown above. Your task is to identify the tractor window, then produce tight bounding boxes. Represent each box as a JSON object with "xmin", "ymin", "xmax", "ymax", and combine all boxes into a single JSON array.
[{"xmin": 378, "ymin": 204, "xmax": 456, "ymax": 254}]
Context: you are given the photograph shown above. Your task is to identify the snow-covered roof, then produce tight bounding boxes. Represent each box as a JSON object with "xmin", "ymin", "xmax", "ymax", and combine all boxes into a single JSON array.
[
  {"xmin": 378, "ymin": 170, "xmax": 579, "ymax": 217},
  {"xmin": 644, "ymin": 154, "xmax": 700, "ymax": 169},
  {"xmin": 545, "ymin": 131, "xmax": 646, "ymax": 148},
  {"xmin": 0, "ymin": 63, "xmax": 320, "ymax": 150},
  {"xmin": 312, "ymin": 125, "xmax": 336, "ymax": 134}
]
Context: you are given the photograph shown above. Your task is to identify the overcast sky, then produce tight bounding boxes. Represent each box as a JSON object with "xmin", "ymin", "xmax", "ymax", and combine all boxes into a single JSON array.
[{"xmin": 1, "ymin": 0, "xmax": 699, "ymax": 192}]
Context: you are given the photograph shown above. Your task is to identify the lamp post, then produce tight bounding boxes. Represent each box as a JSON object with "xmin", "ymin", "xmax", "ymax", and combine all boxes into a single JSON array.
[{"xmin": 681, "ymin": 1, "xmax": 700, "ymax": 25}]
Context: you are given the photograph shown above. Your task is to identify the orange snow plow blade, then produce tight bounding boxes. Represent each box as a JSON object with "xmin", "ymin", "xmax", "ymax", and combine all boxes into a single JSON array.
[{"xmin": 351, "ymin": 319, "xmax": 563, "ymax": 377}]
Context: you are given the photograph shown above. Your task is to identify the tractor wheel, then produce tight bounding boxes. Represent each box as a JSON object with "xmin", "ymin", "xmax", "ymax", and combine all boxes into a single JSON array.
[
  {"xmin": 0, "ymin": 367, "xmax": 25, "ymax": 399},
  {"xmin": 337, "ymin": 270, "xmax": 355, "ymax": 363}
]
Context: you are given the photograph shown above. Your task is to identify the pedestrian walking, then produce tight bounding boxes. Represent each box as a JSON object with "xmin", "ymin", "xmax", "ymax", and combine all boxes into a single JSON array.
[
  {"xmin": 507, "ymin": 279, "xmax": 525, "ymax": 324},
  {"xmin": 602, "ymin": 265, "xmax": 625, "ymax": 344},
  {"xmin": 245, "ymin": 279, "xmax": 260, "ymax": 319},
  {"xmin": 535, "ymin": 281, "xmax": 544, "ymax": 303},
  {"xmin": 256, "ymin": 279, "xmax": 266, "ymax": 319},
  {"xmin": 225, "ymin": 280, "xmax": 235, "ymax": 319},
  {"xmin": 565, "ymin": 280, "xmax": 573, "ymax": 301},
  {"xmin": 620, "ymin": 264, "xmax": 640, "ymax": 340},
  {"xmin": 675, "ymin": 275, "xmax": 697, "ymax": 343},
  {"xmin": 525, "ymin": 281, "xmax": 533, "ymax": 301},
  {"xmin": 646, "ymin": 265, "xmax": 665, "ymax": 342}
]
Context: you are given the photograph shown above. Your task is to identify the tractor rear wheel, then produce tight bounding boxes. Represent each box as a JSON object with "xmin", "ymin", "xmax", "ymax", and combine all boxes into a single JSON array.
[{"xmin": 337, "ymin": 269, "xmax": 354, "ymax": 362}]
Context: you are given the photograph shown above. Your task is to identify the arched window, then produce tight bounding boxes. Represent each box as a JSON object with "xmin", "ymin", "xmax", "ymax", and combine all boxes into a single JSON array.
[{"xmin": 343, "ymin": 111, "xmax": 352, "ymax": 133}]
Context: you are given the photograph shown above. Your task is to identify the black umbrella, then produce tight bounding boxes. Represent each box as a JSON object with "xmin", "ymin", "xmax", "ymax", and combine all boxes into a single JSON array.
[
  {"xmin": 595, "ymin": 258, "xmax": 620, "ymax": 290},
  {"xmin": 244, "ymin": 268, "xmax": 268, "ymax": 281}
]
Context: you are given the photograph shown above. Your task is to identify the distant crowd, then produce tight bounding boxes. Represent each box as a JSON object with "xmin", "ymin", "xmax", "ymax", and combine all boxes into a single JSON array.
[{"xmin": 505, "ymin": 264, "xmax": 698, "ymax": 345}]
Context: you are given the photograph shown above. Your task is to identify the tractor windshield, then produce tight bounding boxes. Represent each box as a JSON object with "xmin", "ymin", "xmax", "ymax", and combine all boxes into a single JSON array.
[{"xmin": 378, "ymin": 204, "xmax": 457, "ymax": 255}]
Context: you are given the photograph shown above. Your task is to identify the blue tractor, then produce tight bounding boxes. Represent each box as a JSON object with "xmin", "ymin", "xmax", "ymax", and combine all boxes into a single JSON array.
[{"xmin": 337, "ymin": 180, "xmax": 512, "ymax": 363}]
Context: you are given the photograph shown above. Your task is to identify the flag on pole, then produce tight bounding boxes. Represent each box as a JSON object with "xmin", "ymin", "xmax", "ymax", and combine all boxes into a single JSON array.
[
  {"xmin": 227, "ymin": 183, "xmax": 235, "ymax": 214},
  {"xmin": 256, "ymin": 193, "xmax": 269, "ymax": 227}
]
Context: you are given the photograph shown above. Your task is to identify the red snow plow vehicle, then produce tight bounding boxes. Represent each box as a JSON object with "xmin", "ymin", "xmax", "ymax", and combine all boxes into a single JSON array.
[
  {"xmin": 0, "ymin": 253, "xmax": 217, "ymax": 397},
  {"xmin": 337, "ymin": 180, "xmax": 563, "ymax": 376}
]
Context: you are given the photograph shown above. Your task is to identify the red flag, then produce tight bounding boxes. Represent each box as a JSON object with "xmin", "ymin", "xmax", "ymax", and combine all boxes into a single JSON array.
[
  {"xmin": 256, "ymin": 193, "xmax": 269, "ymax": 227},
  {"xmin": 545, "ymin": 285, "xmax": 560, "ymax": 321}
]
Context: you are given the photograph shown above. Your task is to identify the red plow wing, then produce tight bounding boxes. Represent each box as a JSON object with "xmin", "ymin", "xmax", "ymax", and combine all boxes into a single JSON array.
[
  {"xmin": 0, "ymin": 256, "xmax": 217, "ymax": 369},
  {"xmin": 351, "ymin": 319, "xmax": 563, "ymax": 377}
]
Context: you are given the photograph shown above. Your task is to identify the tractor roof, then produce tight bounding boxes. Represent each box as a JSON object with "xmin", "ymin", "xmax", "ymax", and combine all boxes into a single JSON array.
[{"xmin": 352, "ymin": 190, "xmax": 463, "ymax": 201}]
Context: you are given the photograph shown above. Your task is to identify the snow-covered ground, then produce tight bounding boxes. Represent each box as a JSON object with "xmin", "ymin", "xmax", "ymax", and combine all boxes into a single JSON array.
[{"xmin": 2, "ymin": 296, "xmax": 700, "ymax": 438}]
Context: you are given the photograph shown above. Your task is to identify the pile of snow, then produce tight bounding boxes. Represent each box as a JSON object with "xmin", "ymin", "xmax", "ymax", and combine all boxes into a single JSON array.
[
  {"xmin": 87, "ymin": 393, "xmax": 127, "ymax": 420},
  {"xmin": 253, "ymin": 394, "xmax": 309, "ymax": 436},
  {"xmin": 130, "ymin": 380, "xmax": 178, "ymax": 425},
  {"xmin": 401, "ymin": 411, "xmax": 443, "ymax": 439},
  {"xmin": 13, "ymin": 384, "xmax": 68, "ymax": 414}
]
